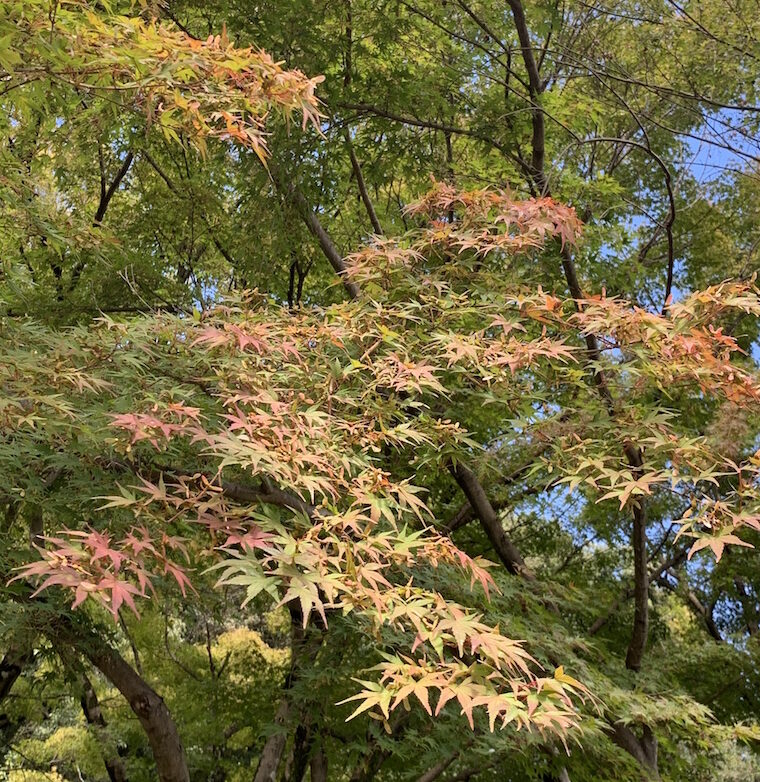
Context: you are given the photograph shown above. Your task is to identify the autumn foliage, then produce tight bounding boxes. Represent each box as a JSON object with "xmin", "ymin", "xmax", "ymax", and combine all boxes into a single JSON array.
[
  {"xmin": 4, "ymin": 2, "xmax": 760, "ymax": 781},
  {"xmin": 10, "ymin": 170, "xmax": 760, "ymax": 740}
]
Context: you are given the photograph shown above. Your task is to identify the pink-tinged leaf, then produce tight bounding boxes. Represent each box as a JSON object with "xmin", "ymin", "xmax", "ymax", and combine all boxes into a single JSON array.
[
  {"xmin": 163, "ymin": 562, "xmax": 194, "ymax": 596},
  {"xmin": 99, "ymin": 576, "xmax": 142, "ymax": 618},
  {"xmin": 191, "ymin": 327, "xmax": 233, "ymax": 349},
  {"xmin": 414, "ymin": 684, "xmax": 432, "ymax": 715},
  {"xmin": 435, "ymin": 687, "xmax": 458, "ymax": 716},
  {"xmin": 72, "ymin": 582, "xmax": 96, "ymax": 609},
  {"xmin": 222, "ymin": 526, "xmax": 275, "ymax": 552}
]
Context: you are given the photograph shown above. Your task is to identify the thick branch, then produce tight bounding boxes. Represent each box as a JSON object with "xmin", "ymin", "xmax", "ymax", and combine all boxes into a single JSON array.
[
  {"xmin": 0, "ymin": 645, "xmax": 33, "ymax": 707},
  {"xmin": 609, "ymin": 722, "xmax": 659, "ymax": 779},
  {"xmin": 283, "ymin": 165, "xmax": 537, "ymax": 580},
  {"xmin": 448, "ymin": 461, "xmax": 534, "ymax": 580},
  {"xmin": 219, "ymin": 479, "xmax": 316, "ymax": 519},
  {"xmin": 94, "ymin": 151, "xmax": 134, "ymax": 225},
  {"xmin": 67, "ymin": 630, "xmax": 189, "ymax": 782},
  {"xmin": 416, "ymin": 744, "xmax": 467, "ymax": 782},
  {"xmin": 506, "ymin": 0, "xmax": 546, "ymax": 191},
  {"xmin": 442, "ymin": 449, "xmax": 550, "ymax": 534},
  {"xmin": 506, "ymin": 13, "xmax": 656, "ymax": 675},
  {"xmin": 502, "ymin": 2, "xmax": 656, "ymax": 767},
  {"xmin": 270, "ymin": 166, "xmax": 360, "ymax": 299},
  {"xmin": 626, "ymin": 496, "xmax": 649, "ymax": 671}
]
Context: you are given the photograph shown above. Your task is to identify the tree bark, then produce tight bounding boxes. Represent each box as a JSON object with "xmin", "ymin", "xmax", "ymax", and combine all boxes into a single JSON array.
[
  {"xmin": 609, "ymin": 722, "xmax": 659, "ymax": 779},
  {"xmin": 12, "ymin": 598, "xmax": 184, "ymax": 780},
  {"xmin": 449, "ymin": 461, "xmax": 535, "ymax": 579},
  {"xmin": 78, "ymin": 635, "xmax": 189, "ymax": 782},
  {"xmin": 310, "ymin": 744, "xmax": 328, "ymax": 782},
  {"xmin": 503, "ymin": 0, "xmax": 658, "ymax": 772},
  {"xmin": 344, "ymin": 132, "xmax": 384, "ymax": 235},
  {"xmin": 252, "ymin": 699, "xmax": 290, "ymax": 782},
  {"xmin": 0, "ymin": 645, "xmax": 32, "ymax": 706},
  {"xmin": 506, "ymin": 0, "xmax": 546, "ymax": 191},
  {"xmin": 625, "ymin": 508, "xmax": 649, "ymax": 671},
  {"xmin": 416, "ymin": 748, "xmax": 460, "ymax": 782},
  {"xmin": 281, "ymin": 717, "xmax": 312, "ymax": 782},
  {"xmin": 253, "ymin": 608, "xmax": 320, "ymax": 782},
  {"xmin": 735, "ymin": 577, "xmax": 759, "ymax": 637},
  {"xmin": 28, "ymin": 504, "xmax": 44, "ymax": 549},
  {"xmin": 348, "ymin": 711, "xmax": 408, "ymax": 782},
  {"xmin": 271, "ymin": 167, "xmax": 360, "ymax": 300},
  {"xmin": 589, "ymin": 546, "xmax": 688, "ymax": 636},
  {"xmin": 624, "ymin": 446, "xmax": 649, "ymax": 673}
]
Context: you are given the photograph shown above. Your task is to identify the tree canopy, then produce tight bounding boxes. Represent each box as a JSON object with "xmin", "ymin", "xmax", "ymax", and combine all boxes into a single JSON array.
[{"xmin": 3, "ymin": 2, "xmax": 760, "ymax": 781}]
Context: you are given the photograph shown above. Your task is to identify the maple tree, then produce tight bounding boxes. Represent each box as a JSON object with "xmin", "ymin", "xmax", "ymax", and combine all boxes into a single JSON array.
[{"xmin": 3, "ymin": 2, "xmax": 760, "ymax": 782}]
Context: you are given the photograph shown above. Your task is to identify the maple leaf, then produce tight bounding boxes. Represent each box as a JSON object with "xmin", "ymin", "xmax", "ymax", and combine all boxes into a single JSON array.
[
  {"xmin": 99, "ymin": 576, "xmax": 143, "ymax": 617},
  {"xmin": 688, "ymin": 533, "xmax": 753, "ymax": 562},
  {"xmin": 222, "ymin": 525, "xmax": 275, "ymax": 552}
]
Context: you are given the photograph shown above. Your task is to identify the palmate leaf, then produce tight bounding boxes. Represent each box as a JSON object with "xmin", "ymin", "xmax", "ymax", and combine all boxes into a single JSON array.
[
  {"xmin": 95, "ymin": 484, "xmax": 138, "ymax": 510},
  {"xmin": 206, "ymin": 551, "xmax": 281, "ymax": 606}
]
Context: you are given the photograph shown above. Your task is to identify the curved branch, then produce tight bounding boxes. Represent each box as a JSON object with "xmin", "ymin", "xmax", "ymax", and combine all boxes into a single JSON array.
[{"xmin": 339, "ymin": 101, "xmax": 533, "ymax": 180}]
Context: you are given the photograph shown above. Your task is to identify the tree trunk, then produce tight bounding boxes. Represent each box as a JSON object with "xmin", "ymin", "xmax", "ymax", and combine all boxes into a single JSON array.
[
  {"xmin": 625, "ymin": 445, "xmax": 649, "ymax": 673},
  {"xmin": 0, "ymin": 644, "xmax": 33, "ymax": 748},
  {"xmin": 735, "ymin": 578, "xmax": 759, "ymax": 636},
  {"xmin": 0, "ymin": 645, "xmax": 32, "ymax": 705},
  {"xmin": 80, "ymin": 637, "xmax": 189, "ymax": 782},
  {"xmin": 28, "ymin": 503, "xmax": 44, "ymax": 549},
  {"xmin": 310, "ymin": 744, "xmax": 327, "ymax": 782},
  {"xmin": 253, "ymin": 699, "xmax": 290, "ymax": 782},
  {"xmin": 281, "ymin": 717, "xmax": 313, "ymax": 782}
]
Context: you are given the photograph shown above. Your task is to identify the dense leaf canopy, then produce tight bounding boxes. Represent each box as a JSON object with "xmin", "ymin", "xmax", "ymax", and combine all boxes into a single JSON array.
[{"xmin": 3, "ymin": 2, "xmax": 760, "ymax": 782}]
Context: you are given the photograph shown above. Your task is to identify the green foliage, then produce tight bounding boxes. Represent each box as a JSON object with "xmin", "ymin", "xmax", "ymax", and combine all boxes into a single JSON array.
[{"xmin": 3, "ymin": 1, "xmax": 760, "ymax": 781}]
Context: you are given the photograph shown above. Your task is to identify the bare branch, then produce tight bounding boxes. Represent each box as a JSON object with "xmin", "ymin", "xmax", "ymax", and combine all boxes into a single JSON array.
[{"xmin": 344, "ymin": 131, "xmax": 384, "ymax": 235}]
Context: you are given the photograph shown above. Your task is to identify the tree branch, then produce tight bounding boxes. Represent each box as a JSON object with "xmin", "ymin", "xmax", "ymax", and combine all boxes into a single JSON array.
[
  {"xmin": 589, "ymin": 545, "xmax": 689, "ymax": 636},
  {"xmin": 94, "ymin": 151, "xmax": 134, "ymax": 225},
  {"xmin": 270, "ymin": 165, "xmax": 360, "ymax": 300},
  {"xmin": 448, "ymin": 461, "xmax": 535, "ymax": 580},
  {"xmin": 507, "ymin": 0, "xmax": 546, "ymax": 191},
  {"xmin": 344, "ymin": 131, "xmax": 383, "ymax": 235}
]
